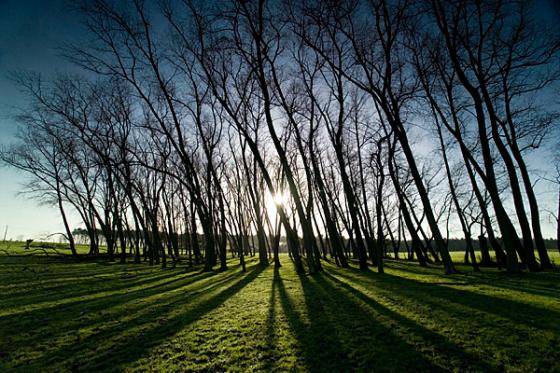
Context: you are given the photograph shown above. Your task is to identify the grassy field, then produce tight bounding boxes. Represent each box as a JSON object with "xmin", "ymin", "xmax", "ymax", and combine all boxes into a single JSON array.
[
  {"xmin": 0, "ymin": 241, "xmax": 559, "ymax": 372},
  {"xmin": 449, "ymin": 250, "xmax": 560, "ymax": 264}
]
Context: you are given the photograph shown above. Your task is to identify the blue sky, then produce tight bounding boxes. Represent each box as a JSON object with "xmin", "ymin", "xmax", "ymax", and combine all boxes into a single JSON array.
[
  {"xmin": 0, "ymin": 0, "xmax": 83, "ymax": 240},
  {"xmin": 0, "ymin": 0, "xmax": 558, "ymax": 240}
]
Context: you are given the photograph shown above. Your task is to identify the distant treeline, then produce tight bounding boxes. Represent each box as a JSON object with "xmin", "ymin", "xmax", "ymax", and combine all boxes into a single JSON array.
[
  {"xmin": 72, "ymin": 228, "xmax": 559, "ymax": 257},
  {"xmin": 444, "ymin": 238, "xmax": 558, "ymax": 253}
]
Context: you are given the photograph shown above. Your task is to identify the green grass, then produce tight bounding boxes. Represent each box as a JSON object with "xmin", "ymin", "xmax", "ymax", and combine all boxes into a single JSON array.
[
  {"xmin": 0, "ymin": 240, "xmax": 92, "ymax": 256},
  {"xmin": 449, "ymin": 250, "xmax": 560, "ymax": 264},
  {"xmin": 0, "ymin": 242, "xmax": 559, "ymax": 372}
]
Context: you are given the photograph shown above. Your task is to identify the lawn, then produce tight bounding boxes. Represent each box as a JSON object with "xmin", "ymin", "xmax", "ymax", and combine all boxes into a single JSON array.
[{"xmin": 0, "ymin": 242, "xmax": 559, "ymax": 372}]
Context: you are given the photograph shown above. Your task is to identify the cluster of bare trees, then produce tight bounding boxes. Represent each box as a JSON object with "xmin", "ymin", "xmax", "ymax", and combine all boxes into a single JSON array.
[{"xmin": 2, "ymin": 0, "xmax": 558, "ymax": 274}]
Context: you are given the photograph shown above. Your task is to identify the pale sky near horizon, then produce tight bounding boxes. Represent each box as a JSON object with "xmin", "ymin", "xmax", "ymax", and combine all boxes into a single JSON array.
[{"xmin": 0, "ymin": 0, "xmax": 559, "ymax": 241}]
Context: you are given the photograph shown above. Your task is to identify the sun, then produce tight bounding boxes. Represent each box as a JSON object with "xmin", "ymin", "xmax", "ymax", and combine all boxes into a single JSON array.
[
  {"xmin": 272, "ymin": 191, "xmax": 289, "ymax": 206},
  {"xmin": 265, "ymin": 190, "xmax": 290, "ymax": 224}
]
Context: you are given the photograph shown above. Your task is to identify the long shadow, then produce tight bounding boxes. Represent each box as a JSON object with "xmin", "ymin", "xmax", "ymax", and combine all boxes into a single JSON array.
[
  {"xmin": 465, "ymin": 271, "xmax": 560, "ymax": 299},
  {"xmin": 0, "ymin": 255, "xmax": 206, "ymax": 288},
  {"xmin": 275, "ymin": 267, "xmax": 447, "ymax": 372},
  {"xmin": 0, "ymin": 269, "xmax": 225, "ymax": 359},
  {"xmin": 319, "ymin": 271, "xmax": 496, "ymax": 371},
  {"xmin": 0, "ymin": 260, "xmax": 151, "ymax": 299},
  {"xmin": 262, "ymin": 267, "xmax": 279, "ymax": 371},
  {"xmin": 386, "ymin": 259, "xmax": 560, "ymax": 298},
  {"xmin": 335, "ymin": 267, "xmax": 560, "ymax": 332},
  {"xmin": 1, "ymin": 269, "xmax": 181, "ymax": 309},
  {"xmin": 0, "ymin": 256, "xmax": 115, "ymax": 279},
  {"xmin": 0, "ymin": 268, "xmax": 216, "ymax": 323},
  {"xmin": 18, "ymin": 264, "xmax": 266, "ymax": 371}
]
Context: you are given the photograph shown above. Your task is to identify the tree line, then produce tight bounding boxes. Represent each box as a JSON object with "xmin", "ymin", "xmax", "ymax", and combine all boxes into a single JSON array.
[{"xmin": 2, "ymin": 0, "xmax": 559, "ymax": 274}]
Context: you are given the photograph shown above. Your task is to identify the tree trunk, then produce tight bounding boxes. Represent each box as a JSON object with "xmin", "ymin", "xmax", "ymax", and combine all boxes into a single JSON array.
[
  {"xmin": 56, "ymin": 181, "xmax": 77, "ymax": 257},
  {"xmin": 478, "ymin": 235, "xmax": 493, "ymax": 267}
]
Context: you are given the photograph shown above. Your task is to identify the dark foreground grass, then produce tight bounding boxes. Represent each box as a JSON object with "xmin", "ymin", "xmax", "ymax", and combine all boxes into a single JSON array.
[{"xmin": 0, "ymin": 249, "xmax": 559, "ymax": 372}]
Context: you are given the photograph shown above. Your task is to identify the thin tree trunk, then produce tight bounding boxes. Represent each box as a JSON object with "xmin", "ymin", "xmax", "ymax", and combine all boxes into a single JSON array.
[{"xmin": 55, "ymin": 178, "xmax": 77, "ymax": 257}]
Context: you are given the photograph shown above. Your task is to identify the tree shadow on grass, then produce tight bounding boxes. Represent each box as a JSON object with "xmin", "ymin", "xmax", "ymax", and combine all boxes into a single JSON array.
[
  {"xmin": 19, "ymin": 263, "xmax": 266, "ymax": 371},
  {"xmin": 0, "ymin": 268, "xmax": 231, "ymax": 369},
  {"xmin": 0, "ymin": 267, "xmax": 216, "ymax": 325},
  {"xmin": 318, "ymin": 271, "xmax": 497, "ymax": 371},
  {"xmin": 335, "ymin": 266, "xmax": 560, "ymax": 332},
  {"xmin": 461, "ymin": 270, "xmax": 560, "ymax": 299},
  {"xmin": 1, "ymin": 269, "xmax": 182, "ymax": 310},
  {"xmin": 0, "ymin": 272, "xmax": 236, "ymax": 367},
  {"xmin": 262, "ymin": 266, "xmax": 279, "ymax": 371},
  {"xmin": 273, "ymin": 266, "xmax": 481, "ymax": 372},
  {"xmin": 1, "ymin": 256, "xmax": 240, "ymax": 322},
  {"xmin": 0, "ymin": 255, "xmax": 169, "ymax": 300},
  {"xmin": 386, "ymin": 259, "xmax": 560, "ymax": 298}
]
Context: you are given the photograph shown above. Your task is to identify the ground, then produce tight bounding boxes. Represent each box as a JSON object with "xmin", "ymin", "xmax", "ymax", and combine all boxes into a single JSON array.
[{"xmin": 0, "ymin": 242, "xmax": 559, "ymax": 372}]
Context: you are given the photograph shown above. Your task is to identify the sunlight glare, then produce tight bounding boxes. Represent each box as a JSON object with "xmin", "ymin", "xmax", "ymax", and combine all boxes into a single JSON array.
[
  {"xmin": 265, "ymin": 190, "xmax": 289, "ymax": 225},
  {"xmin": 272, "ymin": 191, "xmax": 289, "ymax": 206}
]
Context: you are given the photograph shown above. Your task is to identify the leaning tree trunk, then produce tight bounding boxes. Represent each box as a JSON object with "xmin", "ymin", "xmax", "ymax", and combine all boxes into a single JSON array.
[
  {"xmin": 387, "ymin": 146, "xmax": 427, "ymax": 267},
  {"xmin": 431, "ymin": 2, "xmax": 521, "ymax": 272},
  {"xmin": 435, "ymin": 114, "xmax": 477, "ymax": 271},
  {"xmin": 55, "ymin": 178, "xmax": 77, "ymax": 257},
  {"xmin": 506, "ymin": 137, "xmax": 552, "ymax": 269},
  {"xmin": 375, "ymin": 143, "xmax": 386, "ymax": 273}
]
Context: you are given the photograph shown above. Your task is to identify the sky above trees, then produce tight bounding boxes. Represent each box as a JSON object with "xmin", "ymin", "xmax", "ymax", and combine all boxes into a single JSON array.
[{"xmin": 0, "ymin": 0, "xmax": 82, "ymax": 239}]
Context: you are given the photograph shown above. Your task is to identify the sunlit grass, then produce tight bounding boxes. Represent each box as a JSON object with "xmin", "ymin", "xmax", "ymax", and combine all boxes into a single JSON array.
[
  {"xmin": 0, "ymin": 240, "xmax": 91, "ymax": 256},
  {"xmin": 0, "ymin": 243, "xmax": 558, "ymax": 371}
]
